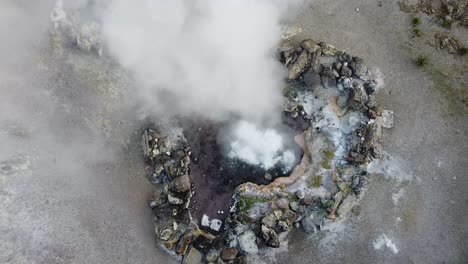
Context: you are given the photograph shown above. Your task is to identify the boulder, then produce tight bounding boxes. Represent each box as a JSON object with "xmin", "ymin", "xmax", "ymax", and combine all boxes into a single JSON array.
[
  {"xmin": 221, "ymin": 247, "xmax": 239, "ymax": 261},
  {"xmin": 381, "ymin": 110, "xmax": 394, "ymax": 128},
  {"xmin": 301, "ymin": 39, "xmax": 321, "ymax": 54},
  {"xmin": 260, "ymin": 225, "xmax": 280, "ymax": 248},
  {"xmin": 288, "ymin": 50, "xmax": 310, "ymax": 80},
  {"xmin": 320, "ymin": 66, "xmax": 338, "ymax": 89},
  {"xmin": 238, "ymin": 229, "xmax": 258, "ymax": 254},
  {"xmin": 170, "ymin": 174, "xmax": 191, "ymax": 192},
  {"xmin": 184, "ymin": 247, "xmax": 203, "ymax": 264},
  {"xmin": 205, "ymin": 249, "xmax": 219, "ymax": 262},
  {"xmin": 261, "ymin": 213, "xmax": 277, "ymax": 228}
]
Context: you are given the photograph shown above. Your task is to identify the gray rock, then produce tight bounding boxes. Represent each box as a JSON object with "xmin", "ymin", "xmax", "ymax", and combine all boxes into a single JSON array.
[
  {"xmin": 168, "ymin": 193, "xmax": 184, "ymax": 205},
  {"xmin": 261, "ymin": 213, "xmax": 277, "ymax": 228},
  {"xmin": 350, "ymin": 57, "xmax": 367, "ymax": 77},
  {"xmin": 238, "ymin": 229, "xmax": 258, "ymax": 254},
  {"xmin": 260, "ymin": 225, "xmax": 280, "ymax": 248},
  {"xmin": 288, "ymin": 50, "xmax": 310, "ymax": 80},
  {"xmin": 277, "ymin": 220, "xmax": 290, "ymax": 232},
  {"xmin": 301, "ymin": 210, "xmax": 325, "ymax": 233},
  {"xmin": 320, "ymin": 42, "xmax": 339, "ymax": 56},
  {"xmin": 296, "ymin": 190, "xmax": 305, "ymax": 199},
  {"xmin": 184, "ymin": 247, "xmax": 203, "ymax": 264},
  {"xmin": 381, "ymin": 110, "xmax": 394, "ymax": 128},
  {"xmin": 289, "ymin": 201, "xmax": 301, "ymax": 213},
  {"xmin": 337, "ymin": 193, "xmax": 357, "ymax": 217},
  {"xmin": 341, "ymin": 65, "xmax": 353, "ymax": 77},
  {"xmin": 170, "ymin": 174, "xmax": 191, "ymax": 192},
  {"xmin": 158, "ymin": 227, "xmax": 173, "ymax": 241},
  {"xmin": 205, "ymin": 249, "xmax": 219, "ymax": 262},
  {"xmin": 301, "ymin": 39, "xmax": 321, "ymax": 54},
  {"xmin": 303, "ymin": 68, "xmax": 321, "ymax": 87},
  {"xmin": 320, "ymin": 66, "xmax": 338, "ymax": 89},
  {"xmin": 275, "ymin": 198, "xmax": 289, "ymax": 209}
]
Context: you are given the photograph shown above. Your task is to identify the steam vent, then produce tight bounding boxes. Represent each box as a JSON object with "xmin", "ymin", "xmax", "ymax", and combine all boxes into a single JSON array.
[{"xmin": 144, "ymin": 39, "xmax": 392, "ymax": 263}]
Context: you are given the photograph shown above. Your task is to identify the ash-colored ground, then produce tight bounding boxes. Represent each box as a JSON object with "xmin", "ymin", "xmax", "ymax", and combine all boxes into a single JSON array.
[{"xmin": 1, "ymin": 1, "xmax": 467, "ymax": 264}]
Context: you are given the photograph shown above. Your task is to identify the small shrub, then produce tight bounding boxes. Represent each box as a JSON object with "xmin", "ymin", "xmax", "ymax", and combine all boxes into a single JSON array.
[
  {"xmin": 442, "ymin": 19, "xmax": 453, "ymax": 29},
  {"xmin": 459, "ymin": 47, "xmax": 468, "ymax": 56},
  {"xmin": 413, "ymin": 28, "xmax": 422, "ymax": 37},
  {"xmin": 416, "ymin": 55, "xmax": 429, "ymax": 67},
  {"xmin": 412, "ymin": 17, "xmax": 421, "ymax": 27}
]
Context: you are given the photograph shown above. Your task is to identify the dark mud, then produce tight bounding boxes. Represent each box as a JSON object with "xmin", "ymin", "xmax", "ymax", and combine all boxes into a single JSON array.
[{"xmin": 180, "ymin": 118, "xmax": 304, "ymax": 229}]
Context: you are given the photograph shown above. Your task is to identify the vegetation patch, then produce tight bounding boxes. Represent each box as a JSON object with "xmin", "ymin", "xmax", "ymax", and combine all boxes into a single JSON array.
[
  {"xmin": 415, "ymin": 54, "xmax": 429, "ymax": 67},
  {"xmin": 311, "ymin": 175, "xmax": 323, "ymax": 188},
  {"xmin": 321, "ymin": 148, "xmax": 335, "ymax": 169},
  {"xmin": 237, "ymin": 196, "xmax": 271, "ymax": 213}
]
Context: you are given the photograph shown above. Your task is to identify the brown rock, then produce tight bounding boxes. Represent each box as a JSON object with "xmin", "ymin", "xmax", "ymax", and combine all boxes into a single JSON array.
[
  {"xmin": 177, "ymin": 231, "xmax": 193, "ymax": 256},
  {"xmin": 221, "ymin": 248, "xmax": 239, "ymax": 261},
  {"xmin": 170, "ymin": 174, "xmax": 191, "ymax": 192},
  {"xmin": 288, "ymin": 50, "xmax": 310, "ymax": 80}
]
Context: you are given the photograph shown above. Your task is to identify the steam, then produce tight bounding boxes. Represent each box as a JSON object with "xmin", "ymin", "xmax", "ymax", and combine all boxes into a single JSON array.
[
  {"xmin": 227, "ymin": 121, "xmax": 297, "ymax": 171},
  {"xmin": 102, "ymin": 0, "xmax": 300, "ymax": 123}
]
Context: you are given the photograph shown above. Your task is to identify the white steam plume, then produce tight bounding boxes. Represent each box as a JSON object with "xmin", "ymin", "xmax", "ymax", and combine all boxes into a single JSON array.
[
  {"xmin": 102, "ymin": 0, "xmax": 302, "ymax": 123},
  {"xmin": 227, "ymin": 120, "xmax": 297, "ymax": 171}
]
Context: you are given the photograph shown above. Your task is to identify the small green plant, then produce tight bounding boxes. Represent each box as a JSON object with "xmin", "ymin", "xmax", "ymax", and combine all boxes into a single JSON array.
[
  {"xmin": 412, "ymin": 28, "xmax": 422, "ymax": 37},
  {"xmin": 415, "ymin": 55, "xmax": 429, "ymax": 67},
  {"xmin": 459, "ymin": 46, "xmax": 468, "ymax": 56},
  {"xmin": 442, "ymin": 19, "xmax": 452, "ymax": 29},
  {"xmin": 321, "ymin": 148, "xmax": 335, "ymax": 169},
  {"xmin": 311, "ymin": 175, "xmax": 322, "ymax": 188},
  {"xmin": 412, "ymin": 16, "xmax": 421, "ymax": 27},
  {"xmin": 237, "ymin": 196, "xmax": 270, "ymax": 213}
]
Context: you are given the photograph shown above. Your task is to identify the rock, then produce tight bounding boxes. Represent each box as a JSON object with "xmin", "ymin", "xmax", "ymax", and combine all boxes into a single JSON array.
[
  {"xmin": 277, "ymin": 220, "xmax": 290, "ymax": 232},
  {"xmin": 260, "ymin": 225, "xmax": 280, "ymax": 248},
  {"xmin": 320, "ymin": 66, "xmax": 338, "ymax": 89},
  {"xmin": 289, "ymin": 201, "xmax": 301, "ymax": 213},
  {"xmin": 301, "ymin": 210, "xmax": 325, "ymax": 233},
  {"xmin": 235, "ymin": 255, "xmax": 248, "ymax": 264},
  {"xmin": 210, "ymin": 219, "xmax": 222, "ymax": 232},
  {"xmin": 221, "ymin": 247, "xmax": 239, "ymax": 261},
  {"xmin": 331, "ymin": 191, "xmax": 344, "ymax": 212},
  {"xmin": 264, "ymin": 173, "xmax": 272, "ymax": 181},
  {"xmin": 301, "ymin": 39, "xmax": 321, "ymax": 53},
  {"xmin": 201, "ymin": 215, "xmax": 211, "ymax": 227},
  {"xmin": 168, "ymin": 193, "xmax": 184, "ymax": 205},
  {"xmin": 238, "ymin": 229, "xmax": 258, "ymax": 254},
  {"xmin": 320, "ymin": 42, "xmax": 340, "ymax": 56},
  {"xmin": 75, "ymin": 23, "xmax": 101, "ymax": 53},
  {"xmin": 381, "ymin": 110, "xmax": 394, "ymax": 128},
  {"xmin": 337, "ymin": 193, "xmax": 357, "ymax": 216},
  {"xmin": 337, "ymin": 77, "xmax": 353, "ymax": 91},
  {"xmin": 205, "ymin": 249, "xmax": 219, "ymax": 262},
  {"xmin": 283, "ymin": 209, "xmax": 300, "ymax": 223},
  {"xmin": 281, "ymin": 25, "xmax": 303, "ymax": 40},
  {"xmin": 288, "ymin": 50, "xmax": 310, "ymax": 80},
  {"xmin": 158, "ymin": 227, "xmax": 173, "ymax": 241},
  {"xmin": 261, "ymin": 213, "xmax": 277, "ymax": 228},
  {"xmin": 349, "ymin": 57, "xmax": 367, "ymax": 77},
  {"xmin": 149, "ymin": 185, "xmax": 168, "ymax": 208},
  {"xmin": 170, "ymin": 174, "xmax": 191, "ymax": 192},
  {"xmin": 177, "ymin": 231, "xmax": 193, "ymax": 256},
  {"xmin": 275, "ymin": 198, "xmax": 289, "ymax": 209},
  {"xmin": 341, "ymin": 65, "xmax": 353, "ymax": 77},
  {"xmin": 296, "ymin": 190, "xmax": 305, "ymax": 199},
  {"xmin": 364, "ymin": 81, "xmax": 376, "ymax": 94},
  {"xmin": 303, "ymin": 68, "xmax": 321, "ymax": 87},
  {"xmin": 184, "ymin": 247, "xmax": 203, "ymax": 264}
]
